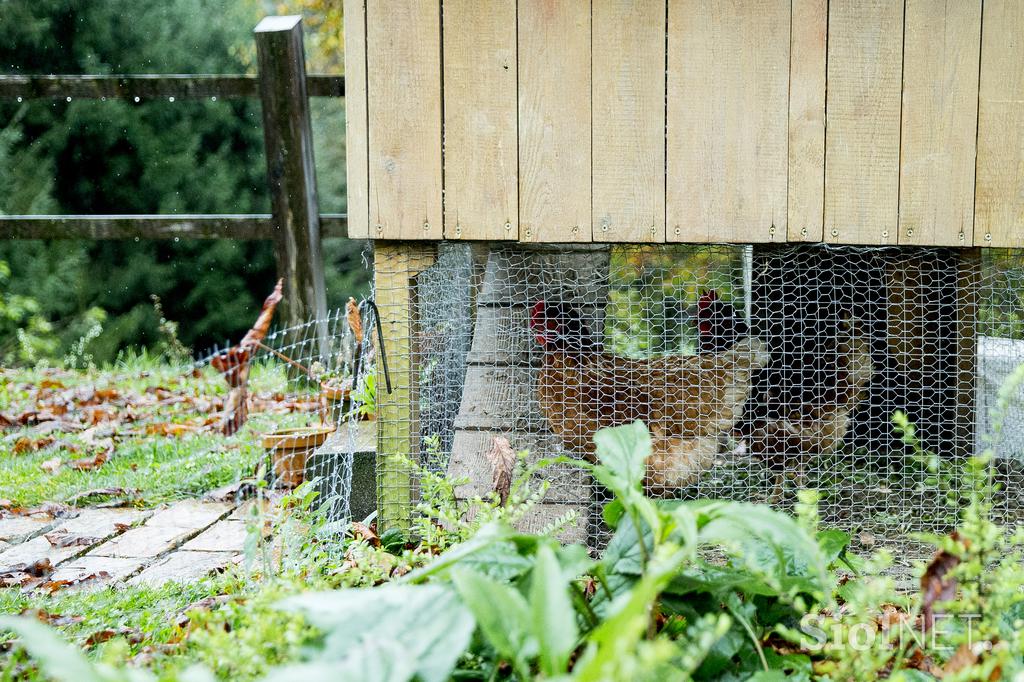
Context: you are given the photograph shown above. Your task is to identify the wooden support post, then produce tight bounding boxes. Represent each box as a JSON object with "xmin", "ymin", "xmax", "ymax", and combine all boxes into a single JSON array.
[
  {"xmin": 374, "ymin": 242, "xmax": 437, "ymax": 531},
  {"xmin": 254, "ymin": 16, "xmax": 328, "ymax": 353}
]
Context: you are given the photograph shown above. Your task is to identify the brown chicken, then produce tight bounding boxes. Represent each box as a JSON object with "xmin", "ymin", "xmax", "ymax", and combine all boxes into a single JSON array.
[
  {"xmin": 697, "ymin": 289, "xmax": 874, "ymax": 479},
  {"xmin": 530, "ymin": 299, "xmax": 771, "ymax": 491}
]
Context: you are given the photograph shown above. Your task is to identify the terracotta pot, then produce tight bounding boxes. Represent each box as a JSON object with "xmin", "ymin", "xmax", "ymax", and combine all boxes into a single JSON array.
[
  {"xmin": 261, "ymin": 426, "xmax": 335, "ymax": 488},
  {"xmin": 320, "ymin": 377, "xmax": 352, "ymax": 403}
]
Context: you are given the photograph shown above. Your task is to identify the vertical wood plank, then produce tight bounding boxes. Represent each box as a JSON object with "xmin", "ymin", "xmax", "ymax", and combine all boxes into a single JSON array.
[
  {"xmin": 788, "ymin": 0, "xmax": 827, "ymax": 242},
  {"xmin": 343, "ymin": 0, "xmax": 369, "ymax": 239},
  {"xmin": 443, "ymin": 0, "xmax": 518, "ymax": 241},
  {"xmin": 667, "ymin": 0, "xmax": 790, "ymax": 243},
  {"xmin": 824, "ymin": 0, "xmax": 904, "ymax": 245},
  {"xmin": 899, "ymin": 0, "xmax": 981, "ymax": 247},
  {"xmin": 518, "ymin": 0, "xmax": 591, "ymax": 243},
  {"xmin": 366, "ymin": 0, "xmax": 443, "ymax": 240},
  {"xmin": 592, "ymin": 0, "xmax": 665, "ymax": 243},
  {"xmin": 976, "ymin": 0, "xmax": 1024, "ymax": 247},
  {"xmin": 374, "ymin": 243, "xmax": 437, "ymax": 531}
]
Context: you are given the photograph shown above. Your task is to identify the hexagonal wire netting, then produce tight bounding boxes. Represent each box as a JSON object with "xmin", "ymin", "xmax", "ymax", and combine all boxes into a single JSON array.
[{"xmin": 371, "ymin": 243, "xmax": 1024, "ymax": 566}]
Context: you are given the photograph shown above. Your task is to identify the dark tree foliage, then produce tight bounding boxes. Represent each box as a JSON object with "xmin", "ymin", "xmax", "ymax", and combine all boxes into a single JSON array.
[{"xmin": 0, "ymin": 0, "xmax": 369, "ymax": 363}]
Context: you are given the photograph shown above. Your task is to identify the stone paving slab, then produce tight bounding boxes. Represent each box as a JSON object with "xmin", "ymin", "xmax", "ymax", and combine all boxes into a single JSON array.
[
  {"xmin": 50, "ymin": 555, "xmax": 146, "ymax": 587},
  {"xmin": 180, "ymin": 520, "xmax": 248, "ymax": 553},
  {"xmin": 0, "ymin": 515, "xmax": 58, "ymax": 544},
  {"xmin": 0, "ymin": 508, "xmax": 152, "ymax": 570},
  {"xmin": 58, "ymin": 508, "xmax": 149, "ymax": 536},
  {"xmin": 127, "ymin": 550, "xmax": 235, "ymax": 587},
  {"xmin": 87, "ymin": 524, "xmax": 200, "ymax": 559},
  {"xmin": 146, "ymin": 500, "xmax": 231, "ymax": 529}
]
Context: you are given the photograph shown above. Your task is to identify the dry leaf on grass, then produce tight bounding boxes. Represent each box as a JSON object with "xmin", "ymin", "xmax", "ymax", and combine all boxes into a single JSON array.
[
  {"xmin": 66, "ymin": 487, "xmax": 139, "ymax": 506},
  {"xmin": 84, "ymin": 625, "xmax": 143, "ymax": 647},
  {"xmin": 68, "ymin": 446, "xmax": 111, "ymax": 472},
  {"xmin": 348, "ymin": 522, "xmax": 380, "ymax": 547},
  {"xmin": 12, "ymin": 436, "xmax": 55, "ymax": 455},
  {"xmin": 23, "ymin": 609, "xmax": 83, "ymax": 627}
]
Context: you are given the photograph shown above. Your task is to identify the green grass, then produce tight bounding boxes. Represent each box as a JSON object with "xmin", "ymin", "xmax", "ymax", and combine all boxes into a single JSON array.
[{"xmin": 0, "ymin": 355, "xmax": 317, "ymax": 508}]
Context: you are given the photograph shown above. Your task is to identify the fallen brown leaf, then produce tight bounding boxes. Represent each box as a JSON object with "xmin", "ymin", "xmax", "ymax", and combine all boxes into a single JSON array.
[
  {"xmin": 12, "ymin": 436, "xmax": 55, "ymax": 455},
  {"xmin": 145, "ymin": 422, "xmax": 197, "ymax": 437},
  {"xmin": 68, "ymin": 446, "xmax": 111, "ymax": 472},
  {"xmin": 22, "ymin": 609, "xmax": 83, "ymax": 627},
  {"xmin": 486, "ymin": 436, "xmax": 516, "ymax": 506},
  {"xmin": 349, "ymin": 521, "xmax": 380, "ymax": 547},
  {"xmin": 44, "ymin": 530, "xmax": 102, "ymax": 548},
  {"xmin": 921, "ymin": 532, "xmax": 968, "ymax": 633},
  {"xmin": 67, "ymin": 487, "xmax": 138, "ymax": 506},
  {"xmin": 83, "ymin": 625, "xmax": 143, "ymax": 647}
]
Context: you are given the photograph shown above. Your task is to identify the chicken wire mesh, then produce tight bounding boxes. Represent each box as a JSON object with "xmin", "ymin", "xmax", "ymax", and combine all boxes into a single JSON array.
[
  {"xmin": 372, "ymin": 242, "xmax": 1024, "ymax": 560},
  {"xmin": 198, "ymin": 301, "xmax": 379, "ymax": 525}
]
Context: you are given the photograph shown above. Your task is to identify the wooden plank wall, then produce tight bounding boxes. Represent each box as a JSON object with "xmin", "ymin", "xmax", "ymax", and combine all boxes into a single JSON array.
[
  {"xmin": 667, "ymin": 0, "xmax": 790, "ymax": 243},
  {"xmin": 976, "ymin": 0, "xmax": 1024, "ymax": 248},
  {"xmin": 343, "ymin": 0, "xmax": 1023, "ymax": 248},
  {"xmin": 592, "ymin": 0, "xmax": 664, "ymax": 243},
  {"xmin": 518, "ymin": 0, "xmax": 591, "ymax": 243}
]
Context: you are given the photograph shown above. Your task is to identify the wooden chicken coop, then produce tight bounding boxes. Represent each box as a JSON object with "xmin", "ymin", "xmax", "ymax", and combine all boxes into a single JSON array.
[{"xmin": 343, "ymin": 0, "xmax": 1024, "ymax": 551}]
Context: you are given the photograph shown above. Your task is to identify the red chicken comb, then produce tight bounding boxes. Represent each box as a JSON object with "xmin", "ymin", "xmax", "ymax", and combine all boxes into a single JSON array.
[
  {"xmin": 530, "ymin": 300, "xmax": 546, "ymax": 325},
  {"xmin": 697, "ymin": 290, "xmax": 720, "ymax": 311}
]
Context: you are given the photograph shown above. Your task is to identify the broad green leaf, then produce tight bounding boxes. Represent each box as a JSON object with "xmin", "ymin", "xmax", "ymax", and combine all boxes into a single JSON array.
[
  {"xmin": 593, "ymin": 421, "xmax": 649, "ymax": 493},
  {"xmin": 280, "ymin": 584, "xmax": 474, "ymax": 682},
  {"xmin": 531, "ymin": 544, "xmax": 579, "ymax": 676},
  {"xmin": 816, "ymin": 529, "xmax": 851, "ymax": 566},
  {"xmin": 602, "ymin": 499, "xmax": 625, "ymax": 528},
  {"xmin": 263, "ymin": 650, "xmax": 414, "ymax": 682},
  {"xmin": 0, "ymin": 616, "xmax": 105, "ymax": 682},
  {"xmin": 451, "ymin": 540, "xmax": 534, "ymax": 581},
  {"xmin": 403, "ymin": 522, "xmax": 512, "ymax": 582},
  {"xmin": 450, "ymin": 567, "xmax": 535, "ymax": 677},
  {"xmin": 694, "ymin": 502, "xmax": 830, "ymax": 598},
  {"xmin": 572, "ymin": 545, "xmax": 691, "ymax": 682}
]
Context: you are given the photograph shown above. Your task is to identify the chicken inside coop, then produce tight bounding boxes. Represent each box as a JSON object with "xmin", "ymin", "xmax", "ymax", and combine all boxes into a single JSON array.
[
  {"xmin": 530, "ymin": 297, "xmax": 770, "ymax": 491},
  {"xmin": 432, "ymin": 244, "xmax": 1018, "ymax": 547}
]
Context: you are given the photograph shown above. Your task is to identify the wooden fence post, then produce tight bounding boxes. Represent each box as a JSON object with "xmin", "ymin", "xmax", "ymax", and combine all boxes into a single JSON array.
[{"xmin": 254, "ymin": 16, "xmax": 328, "ymax": 353}]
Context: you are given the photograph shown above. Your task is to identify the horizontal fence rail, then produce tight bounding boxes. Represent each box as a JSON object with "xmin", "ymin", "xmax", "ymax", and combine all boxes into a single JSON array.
[
  {"xmin": 0, "ymin": 214, "xmax": 348, "ymax": 240},
  {"xmin": 0, "ymin": 74, "xmax": 344, "ymax": 99},
  {"xmin": 0, "ymin": 16, "xmax": 339, "ymax": 334}
]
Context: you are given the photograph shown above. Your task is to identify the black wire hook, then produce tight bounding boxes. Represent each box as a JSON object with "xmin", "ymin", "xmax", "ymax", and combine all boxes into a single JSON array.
[{"xmin": 352, "ymin": 298, "xmax": 392, "ymax": 395}]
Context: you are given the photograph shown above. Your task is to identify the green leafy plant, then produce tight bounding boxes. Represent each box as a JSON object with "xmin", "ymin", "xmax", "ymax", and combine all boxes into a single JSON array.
[{"xmin": 347, "ymin": 372, "xmax": 376, "ymax": 419}]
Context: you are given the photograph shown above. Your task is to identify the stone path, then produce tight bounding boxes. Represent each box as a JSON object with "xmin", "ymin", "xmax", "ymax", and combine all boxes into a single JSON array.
[{"xmin": 0, "ymin": 499, "xmax": 256, "ymax": 589}]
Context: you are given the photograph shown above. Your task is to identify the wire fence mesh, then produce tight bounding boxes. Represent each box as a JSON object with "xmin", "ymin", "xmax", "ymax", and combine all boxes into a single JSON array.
[{"xmin": 373, "ymin": 242, "xmax": 1024, "ymax": 559}]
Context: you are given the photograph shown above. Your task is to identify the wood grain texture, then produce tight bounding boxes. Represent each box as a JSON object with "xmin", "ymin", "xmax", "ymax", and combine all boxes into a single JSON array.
[
  {"xmin": 787, "ymin": 0, "xmax": 827, "ymax": 242},
  {"xmin": 374, "ymin": 243, "xmax": 436, "ymax": 530},
  {"xmin": 976, "ymin": 0, "xmax": 1024, "ymax": 247},
  {"xmin": 592, "ymin": 0, "xmax": 665, "ymax": 243},
  {"xmin": 366, "ymin": 0, "xmax": 443, "ymax": 240},
  {"xmin": 343, "ymin": 0, "xmax": 369, "ymax": 238},
  {"xmin": 824, "ymin": 0, "xmax": 904, "ymax": 245},
  {"xmin": 667, "ymin": 0, "xmax": 789, "ymax": 243},
  {"xmin": 518, "ymin": 0, "xmax": 591, "ymax": 243},
  {"xmin": 443, "ymin": 0, "xmax": 518, "ymax": 240},
  {"xmin": 899, "ymin": 0, "xmax": 981, "ymax": 246}
]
